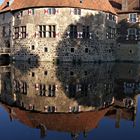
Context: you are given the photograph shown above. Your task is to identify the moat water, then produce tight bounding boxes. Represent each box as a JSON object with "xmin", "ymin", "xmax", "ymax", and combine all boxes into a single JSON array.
[{"xmin": 0, "ymin": 61, "xmax": 140, "ymax": 140}]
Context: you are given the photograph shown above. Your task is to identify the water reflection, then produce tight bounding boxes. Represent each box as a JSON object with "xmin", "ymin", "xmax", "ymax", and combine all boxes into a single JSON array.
[{"xmin": 0, "ymin": 62, "xmax": 140, "ymax": 139}]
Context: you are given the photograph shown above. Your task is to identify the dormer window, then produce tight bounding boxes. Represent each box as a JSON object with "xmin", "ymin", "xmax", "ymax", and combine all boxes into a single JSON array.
[
  {"xmin": 129, "ymin": 13, "xmax": 137, "ymax": 23},
  {"xmin": 48, "ymin": 8, "xmax": 56, "ymax": 15},
  {"xmin": 74, "ymin": 8, "xmax": 81, "ymax": 15}
]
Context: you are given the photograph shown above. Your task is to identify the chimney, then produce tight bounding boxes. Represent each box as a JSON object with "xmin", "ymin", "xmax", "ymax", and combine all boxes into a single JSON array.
[{"xmin": 122, "ymin": 0, "xmax": 128, "ymax": 11}]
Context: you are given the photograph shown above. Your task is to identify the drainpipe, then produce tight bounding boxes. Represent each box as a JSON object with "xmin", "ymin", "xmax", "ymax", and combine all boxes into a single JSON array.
[{"xmin": 10, "ymin": 11, "xmax": 15, "ymax": 61}]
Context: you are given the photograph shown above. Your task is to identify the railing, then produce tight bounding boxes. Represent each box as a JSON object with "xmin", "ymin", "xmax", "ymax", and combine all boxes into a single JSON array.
[{"xmin": 0, "ymin": 48, "xmax": 10, "ymax": 54}]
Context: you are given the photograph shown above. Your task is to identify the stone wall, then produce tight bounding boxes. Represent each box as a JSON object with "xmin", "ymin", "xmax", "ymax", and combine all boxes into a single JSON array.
[
  {"xmin": 0, "ymin": 12, "xmax": 12, "ymax": 48},
  {"xmin": 116, "ymin": 43, "xmax": 140, "ymax": 61},
  {"xmin": 115, "ymin": 12, "xmax": 140, "ymax": 61},
  {"xmin": 0, "ymin": 7, "xmax": 117, "ymax": 62}
]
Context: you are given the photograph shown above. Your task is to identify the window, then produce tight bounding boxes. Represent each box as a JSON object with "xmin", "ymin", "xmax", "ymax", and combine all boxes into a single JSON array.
[
  {"xmin": 44, "ymin": 47, "xmax": 48, "ymax": 52},
  {"xmin": 39, "ymin": 25, "xmax": 56, "ymax": 38},
  {"xmin": 44, "ymin": 71, "xmax": 48, "ymax": 75},
  {"xmin": 32, "ymin": 72, "xmax": 35, "ymax": 77},
  {"xmin": 28, "ymin": 9, "xmax": 35, "ymax": 15},
  {"xmin": 82, "ymin": 26, "xmax": 90, "ymax": 39},
  {"xmin": 48, "ymin": 8, "xmax": 56, "ymax": 15},
  {"xmin": 70, "ymin": 25, "xmax": 77, "ymax": 38},
  {"xmin": 17, "ymin": 11, "xmax": 23, "ymax": 18},
  {"xmin": 107, "ymin": 13, "xmax": 116, "ymax": 21},
  {"xmin": 48, "ymin": 25, "xmax": 56, "ymax": 38},
  {"xmin": 129, "ymin": 13, "xmax": 137, "ymax": 23},
  {"xmin": 2, "ymin": 26, "xmax": 5, "ymax": 37},
  {"xmin": 74, "ymin": 8, "xmax": 81, "ymax": 15},
  {"xmin": 15, "ymin": 27, "xmax": 19, "ymax": 39},
  {"xmin": 31, "ymin": 45, "xmax": 35, "ymax": 50},
  {"xmin": 39, "ymin": 25, "xmax": 46, "ymax": 38},
  {"xmin": 21, "ymin": 26, "xmax": 26, "ymax": 38},
  {"xmin": 71, "ymin": 48, "xmax": 74, "ymax": 53}
]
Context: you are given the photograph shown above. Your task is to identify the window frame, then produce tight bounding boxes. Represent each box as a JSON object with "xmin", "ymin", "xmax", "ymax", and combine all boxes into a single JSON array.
[{"xmin": 129, "ymin": 13, "xmax": 137, "ymax": 23}]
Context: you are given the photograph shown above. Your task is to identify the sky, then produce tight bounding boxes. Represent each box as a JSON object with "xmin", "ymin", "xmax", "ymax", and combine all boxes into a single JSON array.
[
  {"xmin": 0, "ymin": 0, "xmax": 15, "ymax": 5},
  {"xmin": 0, "ymin": 0, "xmax": 4, "ymax": 5}
]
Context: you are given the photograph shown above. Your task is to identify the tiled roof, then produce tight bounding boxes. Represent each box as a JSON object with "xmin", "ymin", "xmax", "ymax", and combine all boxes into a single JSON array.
[
  {"xmin": 109, "ymin": 0, "xmax": 140, "ymax": 13},
  {"xmin": 0, "ymin": 0, "xmax": 116, "ymax": 14},
  {"xmin": 0, "ymin": 0, "xmax": 9, "ymax": 10}
]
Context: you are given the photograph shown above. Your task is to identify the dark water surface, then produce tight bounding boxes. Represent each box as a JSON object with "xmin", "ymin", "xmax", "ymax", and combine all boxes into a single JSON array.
[{"xmin": 0, "ymin": 61, "xmax": 140, "ymax": 140}]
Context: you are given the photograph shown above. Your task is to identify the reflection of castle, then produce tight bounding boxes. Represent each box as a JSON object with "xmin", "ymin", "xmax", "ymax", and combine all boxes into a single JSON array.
[
  {"xmin": 11, "ymin": 62, "xmax": 116, "ymax": 112},
  {"xmin": 0, "ymin": 62, "xmax": 139, "ymax": 112},
  {"xmin": 0, "ymin": 62, "xmax": 139, "ymax": 139}
]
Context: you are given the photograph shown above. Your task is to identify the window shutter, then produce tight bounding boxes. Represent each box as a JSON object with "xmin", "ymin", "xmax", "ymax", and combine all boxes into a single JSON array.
[
  {"xmin": 56, "ymin": 8, "xmax": 59, "ymax": 14},
  {"xmin": 26, "ymin": 33, "xmax": 28, "ymax": 37},
  {"xmin": 106, "ymin": 13, "xmax": 109, "ymax": 20},
  {"xmin": 28, "ymin": 9, "xmax": 31, "ymax": 15},
  {"xmin": 70, "ymin": 8, "xmax": 74, "ymax": 15},
  {"xmin": 17, "ymin": 13, "xmax": 21, "ymax": 18},
  {"xmin": 55, "ymin": 32, "xmax": 59, "ymax": 37},
  {"xmin": 13, "ymin": 34, "xmax": 15, "ymax": 39},
  {"xmin": 35, "ymin": 31, "xmax": 39, "ymax": 38},
  {"xmin": 44, "ymin": 8, "xmax": 48, "ymax": 15},
  {"xmin": 19, "ymin": 32, "xmax": 21, "ymax": 39}
]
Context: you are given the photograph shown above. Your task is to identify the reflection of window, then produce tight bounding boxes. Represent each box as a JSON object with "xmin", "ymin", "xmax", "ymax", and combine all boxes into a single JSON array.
[
  {"xmin": 70, "ymin": 25, "xmax": 77, "ymax": 38},
  {"xmin": 74, "ymin": 8, "xmax": 81, "ymax": 15},
  {"xmin": 71, "ymin": 106, "xmax": 79, "ymax": 113},
  {"xmin": 129, "ymin": 13, "xmax": 137, "ymax": 23},
  {"xmin": 48, "ymin": 106, "xmax": 56, "ymax": 113},
  {"xmin": 85, "ymin": 48, "xmax": 88, "ymax": 53},
  {"xmin": 21, "ymin": 82, "xmax": 27, "ymax": 94},
  {"xmin": 15, "ymin": 27, "xmax": 19, "ymax": 39},
  {"xmin": 2, "ymin": 26, "xmax": 5, "ymax": 37},
  {"xmin": 39, "ymin": 25, "xmax": 56, "ymax": 38},
  {"xmin": 21, "ymin": 26, "xmax": 26, "ymax": 38},
  {"xmin": 71, "ymin": 48, "xmax": 74, "ymax": 53},
  {"xmin": 48, "ymin": 85, "xmax": 56, "ymax": 97},
  {"xmin": 82, "ymin": 26, "xmax": 90, "ymax": 39},
  {"xmin": 48, "ymin": 8, "xmax": 56, "ymax": 14},
  {"xmin": 107, "ymin": 26, "xmax": 116, "ymax": 39}
]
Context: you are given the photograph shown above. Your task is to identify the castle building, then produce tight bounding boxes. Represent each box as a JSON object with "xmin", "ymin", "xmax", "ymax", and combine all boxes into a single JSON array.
[
  {"xmin": 0, "ymin": 0, "xmax": 117, "ymax": 62},
  {"xmin": 109, "ymin": 0, "xmax": 140, "ymax": 61}
]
